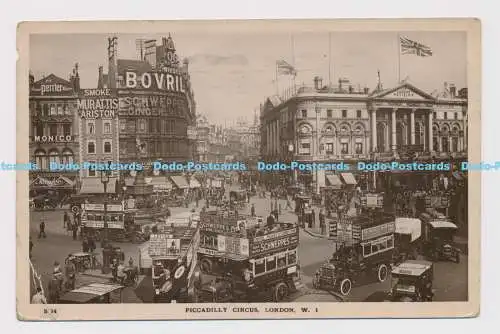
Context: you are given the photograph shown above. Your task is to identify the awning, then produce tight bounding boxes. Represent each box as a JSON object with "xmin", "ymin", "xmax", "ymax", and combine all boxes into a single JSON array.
[
  {"xmin": 190, "ymin": 178, "xmax": 201, "ymax": 188},
  {"xmin": 125, "ymin": 177, "xmax": 135, "ymax": 187},
  {"xmin": 80, "ymin": 177, "xmax": 118, "ymax": 194},
  {"xmin": 170, "ymin": 175, "xmax": 189, "ymax": 189},
  {"xmin": 341, "ymin": 173, "xmax": 357, "ymax": 185},
  {"xmin": 147, "ymin": 176, "xmax": 173, "ymax": 191},
  {"xmin": 30, "ymin": 175, "xmax": 75, "ymax": 189},
  {"xmin": 429, "ymin": 221, "xmax": 458, "ymax": 229},
  {"xmin": 325, "ymin": 174, "xmax": 342, "ymax": 188}
]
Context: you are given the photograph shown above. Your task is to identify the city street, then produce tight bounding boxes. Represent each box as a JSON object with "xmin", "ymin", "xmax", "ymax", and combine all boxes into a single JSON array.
[{"xmin": 28, "ymin": 185, "xmax": 467, "ymax": 303}]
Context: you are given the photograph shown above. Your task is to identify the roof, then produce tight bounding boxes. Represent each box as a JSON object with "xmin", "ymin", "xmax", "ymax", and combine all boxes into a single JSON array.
[
  {"xmin": 170, "ymin": 175, "xmax": 189, "ymax": 188},
  {"xmin": 326, "ymin": 174, "xmax": 342, "ymax": 188},
  {"xmin": 340, "ymin": 173, "xmax": 357, "ymax": 185},
  {"xmin": 60, "ymin": 283, "xmax": 123, "ymax": 303},
  {"xmin": 429, "ymin": 220, "xmax": 458, "ymax": 229},
  {"xmin": 369, "ymin": 82, "xmax": 436, "ymax": 101},
  {"xmin": 117, "ymin": 59, "xmax": 153, "ymax": 75},
  {"xmin": 392, "ymin": 260, "xmax": 432, "ymax": 276},
  {"xmin": 79, "ymin": 177, "xmax": 118, "ymax": 194}
]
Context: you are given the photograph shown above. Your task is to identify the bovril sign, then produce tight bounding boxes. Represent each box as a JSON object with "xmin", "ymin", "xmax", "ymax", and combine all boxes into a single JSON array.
[{"xmin": 34, "ymin": 135, "xmax": 74, "ymax": 143}]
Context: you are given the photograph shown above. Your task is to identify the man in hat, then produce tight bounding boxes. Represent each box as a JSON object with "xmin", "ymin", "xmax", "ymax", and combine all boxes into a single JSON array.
[
  {"xmin": 38, "ymin": 221, "xmax": 46, "ymax": 239},
  {"xmin": 64, "ymin": 255, "xmax": 76, "ymax": 290}
]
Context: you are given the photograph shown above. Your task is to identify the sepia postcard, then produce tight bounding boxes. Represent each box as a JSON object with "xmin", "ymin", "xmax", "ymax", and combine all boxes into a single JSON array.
[{"xmin": 16, "ymin": 19, "xmax": 480, "ymax": 320}]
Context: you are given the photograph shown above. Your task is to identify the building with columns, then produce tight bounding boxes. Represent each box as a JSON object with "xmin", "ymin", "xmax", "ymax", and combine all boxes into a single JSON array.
[{"xmin": 260, "ymin": 77, "xmax": 467, "ymax": 192}]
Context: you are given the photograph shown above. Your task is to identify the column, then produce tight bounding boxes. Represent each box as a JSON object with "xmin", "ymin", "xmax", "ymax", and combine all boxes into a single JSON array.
[
  {"xmin": 371, "ymin": 109, "xmax": 377, "ymax": 151},
  {"xmin": 428, "ymin": 110, "xmax": 433, "ymax": 152},
  {"xmin": 449, "ymin": 137, "xmax": 453, "ymax": 153},
  {"xmin": 391, "ymin": 109, "xmax": 397, "ymax": 151},
  {"xmin": 410, "ymin": 109, "xmax": 416, "ymax": 145},
  {"xmin": 463, "ymin": 112, "xmax": 467, "ymax": 152}
]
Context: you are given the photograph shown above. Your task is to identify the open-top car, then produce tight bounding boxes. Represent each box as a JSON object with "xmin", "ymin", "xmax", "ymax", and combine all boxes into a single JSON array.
[{"xmin": 389, "ymin": 260, "xmax": 434, "ymax": 302}]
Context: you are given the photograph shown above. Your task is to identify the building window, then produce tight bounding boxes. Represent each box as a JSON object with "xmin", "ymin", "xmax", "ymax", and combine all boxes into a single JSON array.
[
  {"xmin": 299, "ymin": 142, "xmax": 311, "ymax": 155},
  {"xmin": 35, "ymin": 123, "xmax": 44, "ymax": 137},
  {"xmin": 49, "ymin": 124, "xmax": 58, "ymax": 137},
  {"xmin": 342, "ymin": 110, "xmax": 347, "ymax": 118},
  {"xmin": 42, "ymin": 104, "xmax": 49, "ymax": 116},
  {"xmin": 433, "ymin": 112, "xmax": 437, "ymax": 119},
  {"xmin": 63, "ymin": 124, "xmax": 71, "ymax": 137},
  {"xmin": 50, "ymin": 105, "xmax": 56, "ymax": 116},
  {"xmin": 442, "ymin": 137, "xmax": 449, "ymax": 152},
  {"xmin": 64, "ymin": 104, "xmax": 72, "ymax": 115},
  {"xmin": 120, "ymin": 119, "xmax": 126, "ymax": 132},
  {"xmin": 139, "ymin": 120, "xmax": 146, "ymax": 132},
  {"xmin": 433, "ymin": 137, "xmax": 439, "ymax": 151},
  {"xmin": 61, "ymin": 149, "xmax": 74, "ymax": 165},
  {"xmin": 355, "ymin": 142, "xmax": 363, "ymax": 154},
  {"xmin": 103, "ymin": 141, "xmax": 112, "ymax": 154},
  {"xmin": 88, "ymin": 161, "xmax": 96, "ymax": 177},
  {"xmin": 341, "ymin": 143, "xmax": 349, "ymax": 154},
  {"xmin": 325, "ymin": 143, "xmax": 334, "ymax": 154},
  {"xmin": 48, "ymin": 150, "xmax": 60, "ymax": 166},
  {"xmin": 57, "ymin": 105, "xmax": 64, "ymax": 115},
  {"xmin": 103, "ymin": 121, "xmax": 111, "ymax": 134},
  {"xmin": 452, "ymin": 137, "xmax": 459, "ymax": 152},
  {"xmin": 327, "ymin": 109, "xmax": 332, "ymax": 118},
  {"xmin": 34, "ymin": 149, "xmax": 47, "ymax": 170},
  {"xmin": 444, "ymin": 112, "xmax": 448, "ymax": 120},
  {"xmin": 356, "ymin": 110, "xmax": 362, "ymax": 118},
  {"xmin": 87, "ymin": 121, "xmax": 95, "ymax": 134},
  {"xmin": 87, "ymin": 141, "xmax": 96, "ymax": 154},
  {"xmin": 301, "ymin": 110, "xmax": 307, "ymax": 118}
]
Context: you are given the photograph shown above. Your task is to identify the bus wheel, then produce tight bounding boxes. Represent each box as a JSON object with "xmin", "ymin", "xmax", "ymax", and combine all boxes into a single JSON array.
[
  {"xmin": 377, "ymin": 264, "xmax": 388, "ymax": 282},
  {"xmin": 199, "ymin": 258, "xmax": 212, "ymax": 274},
  {"xmin": 273, "ymin": 282, "xmax": 288, "ymax": 302},
  {"xmin": 339, "ymin": 278, "xmax": 352, "ymax": 296}
]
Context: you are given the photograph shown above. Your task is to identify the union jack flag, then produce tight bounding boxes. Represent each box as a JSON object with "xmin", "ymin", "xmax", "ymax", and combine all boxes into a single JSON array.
[
  {"xmin": 276, "ymin": 59, "xmax": 297, "ymax": 76},
  {"xmin": 400, "ymin": 36, "xmax": 433, "ymax": 57}
]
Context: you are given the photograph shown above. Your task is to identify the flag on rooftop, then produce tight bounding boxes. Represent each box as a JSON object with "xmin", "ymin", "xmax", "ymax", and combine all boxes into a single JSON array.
[{"xmin": 400, "ymin": 36, "xmax": 433, "ymax": 57}]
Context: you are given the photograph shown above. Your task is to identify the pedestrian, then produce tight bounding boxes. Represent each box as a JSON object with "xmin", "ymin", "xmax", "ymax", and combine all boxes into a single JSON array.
[
  {"xmin": 29, "ymin": 236, "xmax": 33, "ymax": 259},
  {"xmin": 48, "ymin": 274, "xmax": 61, "ymax": 304},
  {"xmin": 266, "ymin": 213, "xmax": 275, "ymax": 227},
  {"xmin": 72, "ymin": 223, "xmax": 78, "ymax": 240},
  {"xmin": 31, "ymin": 287, "xmax": 47, "ymax": 304},
  {"xmin": 63, "ymin": 211, "xmax": 69, "ymax": 228},
  {"xmin": 64, "ymin": 255, "xmax": 76, "ymax": 290},
  {"xmin": 38, "ymin": 221, "xmax": 46, "ymax": 239},
  {"xmin": 82, "ymin": 237, "xmax": 89, "ymax": 253},
  {"xmin": 286, "ymin": 196, "xmax": 293, "ymax": 210},
  {"xmin": 87, "ymin": 235, "xmax": 96, "ymax": 253},
  {"xmin": 128, "ymin": 257, "xmax": 134, "ymax": 268},
  {"xmin": 319, "ymin": 209, "xmax": 326, "ymax": 235},
  {"xmin": 250, "ymin": 203, "xmax": 255, "ymax": 217},
  {"xmin": 273, "ymin": 209, "xmax": 279, "ymax": 221}
]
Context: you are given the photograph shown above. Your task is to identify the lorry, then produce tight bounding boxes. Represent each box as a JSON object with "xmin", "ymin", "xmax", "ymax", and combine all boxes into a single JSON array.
[
  {"xmin": 139, "ymin": 219, "xmax": 200, "ymax": 303},
  {"xmin": 393, "ymin": 217, "xmax": 422, "ymax": 264},
  {"xmin": 314, "ymin": 211, "xmax": 396, "ymax": 296},
  {"xmin": 419, "ymin": 209, "xmax": 460, "ymax": 263},
  {"xmin": 197, "ymin": 210, "xmax": 300, "ymax": 302}
]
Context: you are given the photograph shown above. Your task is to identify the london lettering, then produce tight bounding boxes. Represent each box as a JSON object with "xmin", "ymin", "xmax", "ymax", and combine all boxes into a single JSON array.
[{"xmin": 125, "ymin": 71, "xmax": 186, "ymax": 92}]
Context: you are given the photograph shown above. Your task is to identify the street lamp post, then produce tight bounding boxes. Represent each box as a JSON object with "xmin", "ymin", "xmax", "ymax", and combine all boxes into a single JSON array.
[{"xmin": 100, "ymin": 168, "xmax": 111, "ymax": 249}]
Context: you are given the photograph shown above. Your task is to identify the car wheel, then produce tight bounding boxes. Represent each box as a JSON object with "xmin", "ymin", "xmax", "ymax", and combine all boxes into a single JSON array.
[
  {"xmin": 377, "ymin": 264, "xmax": 388, "ymax": 282},
  {"xmin": 339, "ymin": 278, "xmax": 352, "ymax": 296},
  {"xmin": 273, "ymin": 282, "xmax": 288, "ymax": 302},
  {"xmin": 199, "ymin": 258, "xmax": 212, "ymax": 274}
]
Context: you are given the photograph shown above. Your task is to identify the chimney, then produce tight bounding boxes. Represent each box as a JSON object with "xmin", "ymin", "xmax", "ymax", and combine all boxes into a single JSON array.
[
  {"xmin": 348, "ymin": 85, "xmax": 353, "ymax": 93},
  {"xmin": 449, "ymin": 83, "xmax": 456, "ymax": 97},
  {"xmin": 363, "ymin": 87, "xmax": 370, "ymax": 94},
  {"xmin": 108, "ymin": 37, "xmax": 118, "ymax": 89},
  {"xmin": 162, "ymin": 37, "xmax": 167, "ymax": 46},
  {"xmin": 73, "ymin": 63, "xmax": 80, "ymax": 91},
  {"xmin": 183, "ymin": 58, "xmax": 189, "ymax": 72},
  {"xmin": 313, "ymin": 76, "xmax": 323, "ymax": 90},
  {"xmin": 29, "ymin": 70, "xmax": 34, "ymax": 91}
]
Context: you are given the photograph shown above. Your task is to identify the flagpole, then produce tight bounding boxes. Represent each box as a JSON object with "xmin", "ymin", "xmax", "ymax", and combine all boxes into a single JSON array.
[
  {"xmin": 328, "ymin": 32, "xmax": 332, "ymax": 87},
  {"xmin": 275, "ymin": 62, "xmax": 279, "ymax": 96},
  {"xmin": 397, "ymin": 33, "xmax": 401, "ymax": 84},
  {"xmin": 291, "ymin": 34, "xmax": 296, "ymax": 95}
]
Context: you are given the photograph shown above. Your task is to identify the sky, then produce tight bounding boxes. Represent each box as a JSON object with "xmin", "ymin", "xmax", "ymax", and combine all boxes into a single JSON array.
[{"xmin": 30, "ymin": 31, "xmax": 467, "ymax": 125}]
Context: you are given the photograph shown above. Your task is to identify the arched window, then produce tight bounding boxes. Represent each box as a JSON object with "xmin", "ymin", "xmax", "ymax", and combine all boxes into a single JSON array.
[
  {"xmin": 48, "ymin": 149, "xmax": 60, "ymax": 167},
  {"xmin": 34, "ymin": 149, "xmax": 47, "ymax": 170},
  {"xmin": 62, "ymin": 149, "xmax": 74, "ymax": 165}
]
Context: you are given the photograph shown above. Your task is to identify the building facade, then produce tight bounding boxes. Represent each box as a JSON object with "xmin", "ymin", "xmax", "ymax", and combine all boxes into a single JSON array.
[
  {"xmin": 260, "ymin": 78, "xmax": 468, "ymax": 192},
  {"xmin": 99, "ymin": 35, "xmax": 197, "ymax": 174},
  {"xmin": 29, "ymin": 67, "xmax": 81, "ymax": 196}
]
